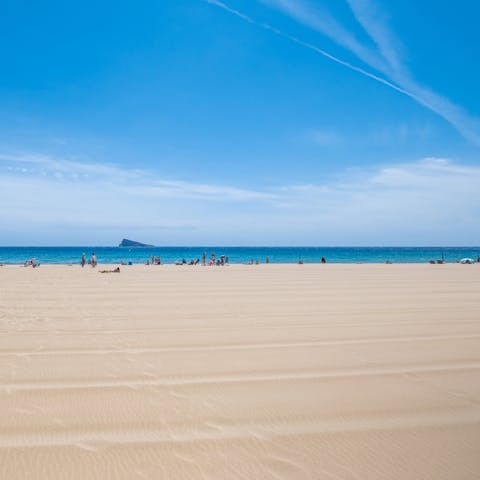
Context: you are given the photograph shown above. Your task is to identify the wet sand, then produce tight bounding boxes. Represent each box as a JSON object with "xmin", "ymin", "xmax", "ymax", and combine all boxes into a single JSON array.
[{"xmin": 1, "ymin": 264, "xmax": 480, "ymax": 479}]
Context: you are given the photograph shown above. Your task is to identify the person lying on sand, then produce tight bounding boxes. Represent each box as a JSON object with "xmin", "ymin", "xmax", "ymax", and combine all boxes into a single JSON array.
[{"xmin": 99, "ymin": 267, "xmax": 120, "ymax": 273}]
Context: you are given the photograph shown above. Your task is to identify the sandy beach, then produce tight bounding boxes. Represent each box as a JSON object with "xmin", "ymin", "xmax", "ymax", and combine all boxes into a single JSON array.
[{"xmin": 1, "ymin": 263, "xmax": 479, "ymax": 479}]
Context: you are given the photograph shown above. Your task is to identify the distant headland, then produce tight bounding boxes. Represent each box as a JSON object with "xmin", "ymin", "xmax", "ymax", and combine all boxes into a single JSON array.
[{"xmin": 119, "ymin": 239, "xmax": 154, "ymax": 247}]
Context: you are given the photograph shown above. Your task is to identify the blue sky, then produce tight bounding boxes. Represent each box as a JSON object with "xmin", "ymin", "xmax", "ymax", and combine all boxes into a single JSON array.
[{"xmin": 1, "ymin": 0, "xmax": 479, "ymax": 245}]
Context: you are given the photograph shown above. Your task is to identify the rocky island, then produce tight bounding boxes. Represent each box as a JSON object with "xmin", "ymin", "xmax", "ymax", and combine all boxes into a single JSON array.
[{"xmin": 119, "ymin": 238, "xmax": 154, "ymax": 247}]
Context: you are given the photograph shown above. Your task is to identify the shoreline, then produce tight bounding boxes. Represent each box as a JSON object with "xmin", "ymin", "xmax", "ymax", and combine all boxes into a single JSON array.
[{"xmin": 2, "ymin": 261, "xmax": 479, "ymax": 267}]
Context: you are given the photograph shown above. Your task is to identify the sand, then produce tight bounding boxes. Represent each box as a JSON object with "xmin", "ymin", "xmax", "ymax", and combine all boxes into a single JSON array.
[{"xmin": 1, "ymin": 263, "xmax": 480, "ymax": 479}]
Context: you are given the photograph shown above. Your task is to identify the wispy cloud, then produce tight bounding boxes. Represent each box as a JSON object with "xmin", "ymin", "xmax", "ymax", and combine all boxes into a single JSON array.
[
  {"xmin": 0, "ymin": 152, "xmax": 274, "ymax": 201},
  {"xmin": 0, "ymin": 153, "xmax": 145, "ymax": 179},
  {"xmin": 205, "ymin": 0, "xmax": 480, "ymax": 145},
  {"xmin": 2, "ymin": 151, "xmax": 479, "ymax": 244},
  {"xmin": 345, "ymin": 0, "xmax": 480, "ymax": 145},
  {"xmin": 307, "ymin": 123, "xmax": 432, "ymax": 148},
  {"xmin": 203, "ymin": 1, "xmax": 416, "ymax": 99},
  {"xmin": 273, "ymin": 157, "xmax": 480, "ymax": 244},
  {"xmin": 260, "ymin": 0, "xmax": 387, "ymax": 71},
  {"xmin": 345, "ymin": 0, "xmax": 404, "ymax": 73},
  {"xmin": 0, "ymin": 152, "xmax": 278, "ymax": 244}
]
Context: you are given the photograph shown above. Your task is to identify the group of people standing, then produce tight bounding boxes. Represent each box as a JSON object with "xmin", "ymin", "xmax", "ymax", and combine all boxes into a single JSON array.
[
  {"xmin": 81, "ymin": 252, "xmax": 97, "ymax": 267},
  {"xmin": 146, "ymin": 256, "xmax": 161, "ymax": 265}
]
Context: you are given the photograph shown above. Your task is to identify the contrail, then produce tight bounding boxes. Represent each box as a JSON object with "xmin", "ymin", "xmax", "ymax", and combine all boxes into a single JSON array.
[{"xmin": 203, "ymin": 0, "xmax": 425, "ymax": 106}]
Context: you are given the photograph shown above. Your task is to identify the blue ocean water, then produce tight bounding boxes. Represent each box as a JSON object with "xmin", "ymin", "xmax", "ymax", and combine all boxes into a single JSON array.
[{"xmin": 0, "ymin": 246, "xmax": 479, "ymax": 265}]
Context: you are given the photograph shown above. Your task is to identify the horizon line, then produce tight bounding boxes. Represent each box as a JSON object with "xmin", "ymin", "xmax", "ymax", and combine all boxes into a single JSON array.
[{"xmin": 1, "ymin": 245, "xmax": 479, "ymax": 249}]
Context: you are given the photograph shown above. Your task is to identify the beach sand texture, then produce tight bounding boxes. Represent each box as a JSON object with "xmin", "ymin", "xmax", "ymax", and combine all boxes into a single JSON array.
[{"xmin": 1, "ymin": 264, "xmax": 480, "ymax": 479}]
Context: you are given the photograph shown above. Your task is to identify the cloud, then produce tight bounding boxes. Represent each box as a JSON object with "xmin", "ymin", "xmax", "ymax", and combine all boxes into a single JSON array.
[
  {"xmin": 345, "ymin": 0, "xmax": 404, "ymax": 73},
  {"xmin": 345, "ymin": 0, "xmax": 480, "ymax": 145},
  {"xmin": 279, "ymin": 158, "xmax": 480, "ymax": 234},
  {"xmin": 0, "ymin": 152, "xmax": 279, "ymax": 245},
  {"xmin": 268, "ymin": 156, "xmax": 480, "ymax": 245},
  {"xmin": 0, "ymin": 151, "xmax": 282, "ymax": 244},
  {"xmin": 310, "ymin": 128, "xmax": 342, "ymax": 147},
  {"xmin": 308, "ymin": 123, "xmax": 431, "ymax": 148},
  {"xmin": 0, "ymin": 153, "xmax": 274, "ymax": 202},
  {"xmin": 1, "ymin": 152, "xmax": 479, "ymax": 245},
  {"xmin": 204, "ymin": 0, "xmax": 415, "ymax": 101},
  {"xmin": 365, "ymin": 123, "xmax": 429, "ymax": 145},
  {"xmin": 205, "ymin": 0, "xmax": 480, "ymax": 145},
  {"xmin": 260, "ymin": 0, "xmax": 387, "ymax": 72}
]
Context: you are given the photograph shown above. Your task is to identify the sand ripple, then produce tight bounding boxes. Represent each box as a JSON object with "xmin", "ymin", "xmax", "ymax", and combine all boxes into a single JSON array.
[{"xmin": 1, "ymin": 264, "xmax": 480, "ymax": 479}]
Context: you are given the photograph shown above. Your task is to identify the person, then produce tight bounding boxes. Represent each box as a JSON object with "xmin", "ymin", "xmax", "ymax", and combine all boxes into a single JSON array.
[
  {"xmin": 151, "ymin": 255, "xmax": 155, "ymax": 265},
  {"xmin": 321, "ymin": 257, "xmax": 326, "ymax": 264},
  {"xmin": 91, "ymin": 253, "xmax": 97, "ymax": 268},
  {"xmin": 24, "ymin": 258, "xmax": 40, "ymax": 267},
  {"xmin": 81, "ymin": 253, "xmax": 86, "ymax": 268},
  {"xmin": 266, "ymin": 257, "xmax": 270, "ymax": 264},
  {"xmin": 202, "ymin": 251, "xmax": 206, "ymax": 266},
  {"xmin": 99, "ymin": 267, "xmax": 120, "ymax": 273}
]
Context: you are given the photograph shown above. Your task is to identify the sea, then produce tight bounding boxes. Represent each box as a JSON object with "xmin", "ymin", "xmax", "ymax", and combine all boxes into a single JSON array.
[{"xmin": 0, "ymin": 246, "xmax": 479, "ymax": 265}]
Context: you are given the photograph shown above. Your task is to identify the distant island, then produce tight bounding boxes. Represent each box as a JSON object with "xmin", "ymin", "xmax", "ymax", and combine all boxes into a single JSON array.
[{"xmin": 119, "ymin": 238, "xmax": 154, "ymax": 247}]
